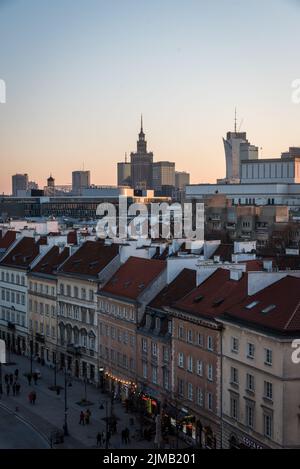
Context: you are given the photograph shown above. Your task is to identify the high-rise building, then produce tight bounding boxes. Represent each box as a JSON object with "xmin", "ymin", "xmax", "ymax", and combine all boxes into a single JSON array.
[
  {"xmin": 12, "ymin": 173, "xmax": 28, "ymax": 196},
  {"xmin": 130, "ymin": 116, "xmax": 153, "ymax": 190},
  {"xmin": 152, "ymin": 161, "xmax": 175, "ymax": 192},
  {"xmin": 175, "ymin": 171, "xmax": 190, "ymax": 190},
  {"xmin": 281, "ymin": 147, "xmax": 300, "ymax": 159},
  {"xmin": 117, "ymin": 154, "xmax": 131, "ymax": 186},
  {"xmin": 223, "ymin": 112, "xmax": 258, "ymax": 182},
  {"xmin": 72, "ymin": 170, "xmax": 91, "ymax": 195}
]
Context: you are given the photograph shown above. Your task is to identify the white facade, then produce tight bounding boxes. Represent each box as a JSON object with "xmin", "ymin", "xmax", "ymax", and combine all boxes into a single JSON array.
[{"xmin": 241, "ymin": 158, "xmax": 300, "ymax": 184}]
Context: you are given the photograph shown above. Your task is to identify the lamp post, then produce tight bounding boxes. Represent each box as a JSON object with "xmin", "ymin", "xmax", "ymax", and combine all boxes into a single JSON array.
[
  {"xmin": 64, "ymin": 367, "xmax": 69, "ymax": 436},
  {"xmin": 99, "ymin": 400, "xmax": 109, "ymax": 449}
]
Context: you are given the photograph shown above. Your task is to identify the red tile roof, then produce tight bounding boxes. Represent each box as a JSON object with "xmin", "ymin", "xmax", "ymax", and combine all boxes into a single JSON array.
[
  {"xmin": 58, "ymin": 240, "xmax": 119, "ymax": 277},
  {"xmin": 102, "ymin": 257, "xmax": 166, "ymax": 300},
  {"xmin": 0, "ymin": 237, "xmax": 40, "ymax": 269},
  {"xmin": 210, "ymin": 244, "xmax": 233, "ymax": 262},
  {"xmin": 223, "ymin": 275, "xmax": 300, "ymax": 333},
  {"xmin": 149, "ymin": 268, "xmax": 197, "ymax": 309},
  {"xmin": 240, "ymin": 260, "xmax": 264, "ymax": 272},
  {"xmin": 31, "ymin": 246, "xmax": 70, "ymax": 276},
  {"xmin": 173, "ymin": 268, "xmax": 248, "ymax": 319},
  {"xmin": 0, "ymin": 231, "xmax": 17, "ymax": 250}
]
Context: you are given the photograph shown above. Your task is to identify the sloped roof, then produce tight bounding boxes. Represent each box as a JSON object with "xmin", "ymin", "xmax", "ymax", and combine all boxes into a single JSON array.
[
  {"xmin": 102, "ymin": 257, "xmax": 166, "ymax": 300},
  {"xmin": 31, "ymin": 246, "xmax": 70, "ymax": 276},
  {"xmin": 149, "ymin": 268, "xmax": 197, "ymax": 309}
]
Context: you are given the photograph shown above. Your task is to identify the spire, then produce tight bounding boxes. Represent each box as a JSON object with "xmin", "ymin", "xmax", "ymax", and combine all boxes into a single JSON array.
[{"xmin": 141, "ymin": 114, "xmax": 143, "ymax": 133}]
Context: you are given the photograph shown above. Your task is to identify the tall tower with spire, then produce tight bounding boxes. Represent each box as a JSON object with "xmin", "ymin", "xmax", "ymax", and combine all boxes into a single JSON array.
[
  {"xmin": 130, "ymin": 115, "xmax": 153, "ymax": 190},
  {"xmin": 222, "ymin": 110, "xmax": 258, "ymax": 182}
]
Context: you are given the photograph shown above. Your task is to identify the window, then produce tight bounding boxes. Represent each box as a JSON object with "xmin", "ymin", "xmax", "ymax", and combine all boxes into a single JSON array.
[
  {"xmin": 247, "ymin": 342, "xmax": 255, "ymax": 359},
  {"xmin": 263, "ymin": 413, "xmax": 273, "ymax": 438},
  {"xmin": 142, "ymin": 362, "xmax": 148, "ymax": 379},
  {"xmin": 207, "ymin": 336, "xmax": 213, "ymax": 351},
  {"xmin": 187, "ymin": 356, "xmax": 193, "ymax": 373},
  {"xmin": 197, "ymin": 388, "xmax": 204, "ymax": 407},
  {"xmin": 187, "ymin": 383, "xmax": 193, "ymax": 401},
  {"xmin": 81, "ymin": 288, "xmax": 86, "ymax": 300},
  {"xmin": 246, "ymin": 404, "xmax": 254, "ymax": 429},
  {"xmin": 142, "ymin": 338, "xmax": 147, "ymax": 353},
  {"xmin": 66, "ymin": 285, "xmax": 71, "ymax": 297},
  {"xmin": 163, "ymin": 346, "xmax": 169, "ymax": 362},
  {"xmin": 152, "ymin": 366, "xmax": 158, "ymax": 384},
  {"xmin": 246, "ymin": 373, "xmax": 255, "ymax": 392},
  {"xmin": 264, "ymin": 348, "xmax": 273, "ymax": 366},
  {"xmin": 197, "ymin": 333, "xmax": 203, "ymax": 347},
  {"xmin": 230, "ymin": 396, "xmax": 239, "ymax": 420},
  {"xmin": 178, "ymin": 352, "xmax": 184, "ymax": 368},
  {"xmin": 264, "ymin": 381, "xmax": 273, "ymax": 401},
  {"xmin": 187, "ymin": 330, "xmax": 193, "ymax": 343},
  {"xmin": 207, "ymin": 364, "xmax": 213, "ymax": 381},
  {"xmin": 196, "ymin": 360, "xmax": 203, "ymax": 376},
  {"xmin": 231, "ymin": 337, "xmax": 239, "ymax": 353},
  {"xmin": 178, "ymin": 325, "xmax": 184, "ymax": 339},
  {"xmin": 152, "ymin": 342, "xmax": 158, "ymax": 357},
  {"xmin": 178, "ymin": 379, "xmax": 184, "ymax": 397},
  {"xmin": 230, "ymin": 367, "xmax": 239, "ymax": 385},
  {"xmin": 73, "ymin": 286, "xmax": 79, "ymax": 298},
  {"xmin": 89, "ymin": 290, "xmax": 94, "ymax": 301},
  {"xmin": 207, "ymin": 392, "xmax": 213, "ymax": 411}
]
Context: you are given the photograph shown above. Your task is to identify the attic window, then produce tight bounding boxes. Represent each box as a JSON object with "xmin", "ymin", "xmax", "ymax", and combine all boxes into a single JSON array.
[
  {"xmin": 124, "ymin": 281, "xmax": 131, "ymax": 288},
  {"xmin": 73, "ymin": 259, "xmax": 82, "ymax": 264},
  {"xmin": 246, "ymin": 301, "xmax": 260, "ymax": 310},
  {"xmin": 89, "ymin": 261, "xmax": 99, "ymax": 268},
  {"xmin": 261, "ymin": 304, "xmax": 276, "ymax": 314},
  {"xmin": 213, "ymin": 298, "xmax": 224, "ymax": 307},
  {"xmin": 193, "ymin": 295, "xmax": 204, "ymax": 303},
  {"xmin": 138, "ymin": 283, "xmax": 145, "ymax": 290}
]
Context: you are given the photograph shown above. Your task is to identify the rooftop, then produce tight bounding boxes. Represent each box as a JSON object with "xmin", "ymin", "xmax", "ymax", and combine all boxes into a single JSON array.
[
  {"xmin": 0, "ymin": 237, "xmax": 40, "ymax": 269},
  {"xmin": 149, "ymin": 268, "xmax": 197, "ymax": 309},
  {"xmin": 58, "ymin": 240, "xmax": 119, "ymax": 277},
  {"xmin": 223, "ymin": 275, "xmax": 300, "ymax": 333},
  {"xmin": 102, "ymin": 257, "xmax": 166, "ymax": 300},
  {"xmin": 173, "ymin": 268, "xmax": 248, "ymax": 319},
  {"xmin": 31, "ymin": 246, "xmax": 70, "ymax": 276}
]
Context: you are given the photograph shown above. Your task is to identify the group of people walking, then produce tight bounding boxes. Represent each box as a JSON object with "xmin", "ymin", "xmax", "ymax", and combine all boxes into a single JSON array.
[
  {"xmin": 79, "ymin": 409, "xmax": 91, "ymax": 425},
  {"xmin": 2, "ymin": 369, "xmax": 21, "ymax": 397}
]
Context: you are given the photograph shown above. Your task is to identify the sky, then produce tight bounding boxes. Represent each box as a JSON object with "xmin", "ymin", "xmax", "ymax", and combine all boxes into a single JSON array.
[{"xmin": 0, "ymin": 0, "xmax": 300, "ymax": 194}]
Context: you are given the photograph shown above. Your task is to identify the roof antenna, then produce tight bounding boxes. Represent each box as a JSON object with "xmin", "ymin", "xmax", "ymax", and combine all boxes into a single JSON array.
[
  {"xmin": 234, "ymin": 107, "xmax": 237, "ymax": 134},
  {"xmin": 125, "ymin": 152, "xmax": 127, "ymax": 163}
]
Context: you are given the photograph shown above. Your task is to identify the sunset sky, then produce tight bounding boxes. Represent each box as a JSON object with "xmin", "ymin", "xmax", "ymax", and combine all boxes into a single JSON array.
[{"xmin": 0, "ymin": 0, "xmax": 300, "ymax": 194}]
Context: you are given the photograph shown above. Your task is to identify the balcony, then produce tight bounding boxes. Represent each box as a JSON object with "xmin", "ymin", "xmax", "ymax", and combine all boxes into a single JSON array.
[{"xmin": 67, "ymin": 344, "xmax": 82, "ymax": 356}]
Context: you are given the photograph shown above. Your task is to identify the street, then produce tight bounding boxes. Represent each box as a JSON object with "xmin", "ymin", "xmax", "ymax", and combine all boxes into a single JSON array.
[
  {"xmin": 0, "ymin": 353, "xmax": 155, "ymax": 449},
  {"xmin": 0, "ymin": 406, "xmax": 48, "ymax": 449}
]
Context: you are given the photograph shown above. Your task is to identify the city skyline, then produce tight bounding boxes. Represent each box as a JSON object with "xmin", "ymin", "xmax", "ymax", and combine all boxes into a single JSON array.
[{"xmin": 1, "ymin": 0, "xmax": 300, "ymax": 193}]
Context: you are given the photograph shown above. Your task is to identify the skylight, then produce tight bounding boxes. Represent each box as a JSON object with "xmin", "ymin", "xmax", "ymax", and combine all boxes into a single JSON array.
[
  {"xmin": 246, "ymin": 301, "xmax": 260, "ymax": 310},
  {"xmin": 261, "ymin": 304, "xmax": 276, "ymax": 314},
  {"xmin": 193, "ymin": 295, "xmax": 204, "ymax": 303},
  {"xmin": 213, "ymin": 298, "xmax": 224, "ymax": 307}
]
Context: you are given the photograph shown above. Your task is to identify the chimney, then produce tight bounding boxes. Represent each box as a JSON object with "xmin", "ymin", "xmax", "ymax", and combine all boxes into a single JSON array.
[{"xmin": 230, "ymin": 270, "xmax": 243, "ymax": 281}]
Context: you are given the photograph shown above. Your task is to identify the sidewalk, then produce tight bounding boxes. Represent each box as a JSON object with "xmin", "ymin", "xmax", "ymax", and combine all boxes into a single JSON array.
[{"xmin": 0, "ymin": 353, "xmax": 155, "ymax": 449}]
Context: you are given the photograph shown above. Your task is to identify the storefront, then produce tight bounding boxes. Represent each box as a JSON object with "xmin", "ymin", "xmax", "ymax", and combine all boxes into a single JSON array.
[
  {"xmin": 228, "ymin": 433, "xmax": 265, "ymax": 450},
  {"xmin": 104, "ymin": 371, "xmax": 137, "ymax": 402}
]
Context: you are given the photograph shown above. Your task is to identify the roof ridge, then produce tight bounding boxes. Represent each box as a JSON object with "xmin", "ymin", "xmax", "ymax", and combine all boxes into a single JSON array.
[{"xmin": 284, "ymin": 298, "xmax": 300, "ymax": 330}]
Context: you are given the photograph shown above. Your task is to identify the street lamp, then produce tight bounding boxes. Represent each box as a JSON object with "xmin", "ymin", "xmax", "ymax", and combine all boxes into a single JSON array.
[
  {"xmin": 64, "ymin": 367, "xmax": 69, "ymax": 436},
  {"xmin": 0, "ymin": 339, "xmax": 6, "ymax": 397},
  {"xmin": 99, "ymin": 400, "xmax": 109, "ymax": 449}
]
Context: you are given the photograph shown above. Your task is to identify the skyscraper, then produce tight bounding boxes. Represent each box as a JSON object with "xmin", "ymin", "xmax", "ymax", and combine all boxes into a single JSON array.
[
  {"xmin": 223, "ymin": 111, "xmax": 258, "ymax": 182},
  {"xmin": 117, "ymin": 154, "xmax": 131, "ymax": 186},
  {"xmin": 130, "ymin": 116, "xmax": 153, "ymax": 190},
  {"xmin": 152, "ymin": 161, "xmax": 175, "ymax": 192},
  {"xmin": 12, "ymin": 173, "xmax": 28, "ymax": 196},
  {"xmin": 72, "ymin": 170, "xmax": 91, "ymax": 195}
]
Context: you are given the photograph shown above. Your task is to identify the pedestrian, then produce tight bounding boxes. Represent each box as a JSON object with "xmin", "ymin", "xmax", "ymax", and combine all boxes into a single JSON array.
[
  {"xmin": 33, "ymin": 373, "xmax": 38, "ymax": 385},
  {"xmin": 96, "ymin": 432, "xmax": 102, "ymax": 447},
  {"xmin": 4, "ymin": 374, "xmax": 9, "ymax": 385},
  {"xmin": 106, "ymin": 430, "xmax": 111, "ymax": 447},
  {"xmin": 79, "ymin": 411, "xmax": 85, "ymax": 425},
  {"xmin": 28, "ymin": 391, "xmax": 33, "ymax": 404},
  {"xmin": 125, "ymin": 427, "xmax": 130, "ymax": 444},
  {"xmin": 16, "ymin": 382, "xmax": 21, "ymax": 396},
  {"xmin": 27, "ymin": 374, "xmax": 32, "ymax": 386},
  {"xmin": 12, "ymin": 382, "xmax": 16, "ymax": 396},
  {"xmin": 121, "ymin": 429, "xmax": 126, "ymax": 444},
  {"xmin": 14, "ymin": 369, "xmax": 19, "ymax": 379},
  {"xmin": 85, "ymin": 409, "xmax": 91, "ymax": 425},
  {"xmin": 32, "ymin": 391, "xmax": 36, "ymax": 404},
  {"xmin": 6, "ymin": 384, "xmax": 10, "ymax": 397},
  {"xmin": 9, "ymin": 374, "xmax": 13, "ymax": 385}
]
